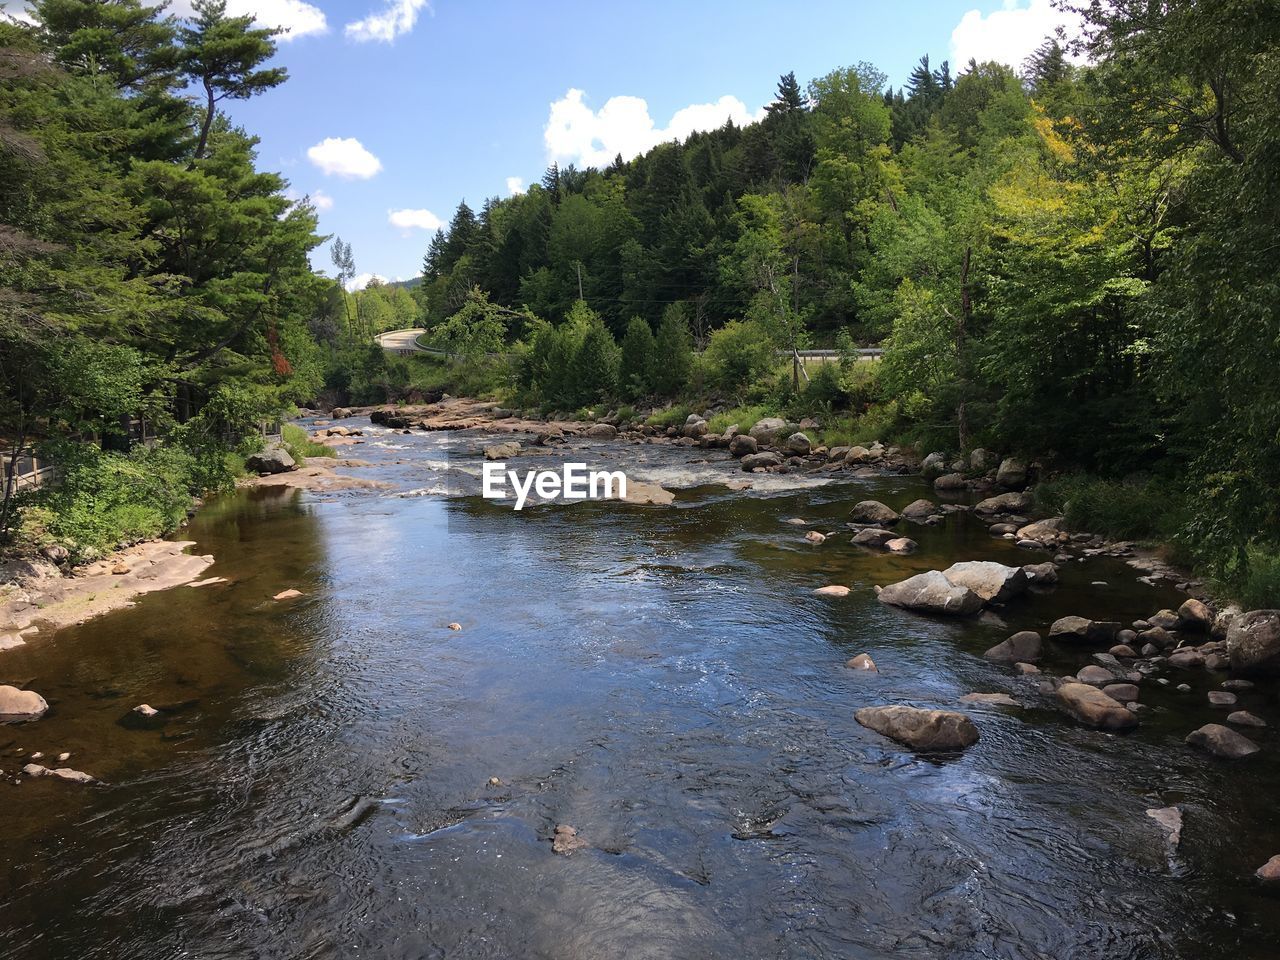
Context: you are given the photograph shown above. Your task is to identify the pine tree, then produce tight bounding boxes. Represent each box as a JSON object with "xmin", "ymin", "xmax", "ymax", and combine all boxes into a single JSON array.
[
  {"xmin": 766, "ymin": 71, "xmax": 805, "ymax": 114},
  {"xmin": 651, "ymin": 303, "xmax": 693, "ymax": 397},
  {"xmin": 618, "ymin": 315, "xmax": 656, "ymax": 398}
]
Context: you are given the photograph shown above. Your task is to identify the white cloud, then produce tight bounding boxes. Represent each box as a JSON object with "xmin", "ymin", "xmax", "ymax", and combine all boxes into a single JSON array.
[
  {"xmin": 505, "ymin": 176, "xmax": 525, "ymax": 196},
  {"xmin": 348, "ymin": 272, "xmax": 387, "ymax": 291},
  {"xmin": 544, "ymin": 88, "xmax": 765, "ymax": 168},
  {"xmin": 345, "ymin": 0, "xmax": 430, "ymax": 42},
  {"xmin": 388, "ymin": 207, "xmax": 443, "ymax": 232},
  {"xmin": 167, "ymin": 0, "xmax": 327, "ymax": 40},
  {"xmin": 306, "ymin": 137, "xmax": 383, "ymax": 179},
  {"xmin": 1, "ymin": 4, "xmax": 38, "ymax": 25},
  {"xmin": 950, "ymin": 0, "xmax": 1083, "ymax": 70}
]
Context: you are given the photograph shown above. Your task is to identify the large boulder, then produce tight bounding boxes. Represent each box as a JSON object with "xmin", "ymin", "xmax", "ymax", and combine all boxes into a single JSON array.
[
  {"xmin": 984, "ymin": 630, "xmax": 1042, "ymax": 663},
  {"xmin": 1022, "ymin": 562, "xmax": 1059, "ymax": 585},
  {"xmin": 920, "ymin": 451, "xmax": 947, "ymax": 478},
  {"xmin": 849, "ymin": 500, "xmax": 900, "ymax": 525},
  {"xmin": 0, "ymin": 685, "xmax": 48, "ymax": 721},
  {"xmin": 728, "ymin": 433, "xmax": 758, "ymax": 458},
  {"xmin": 1178, "ymin": 598, "xmax": 1213, "ymax": 632},
  {"xmin": 741, "ymin": 451, "xmax": 783, "ymax": 471},
  {"xmin": 585, "ymin": 423, "xmax": 618, "ymax": 439},
  {"xmin": 844, "ymin": 445, "xmax": 874, "ymax": 464},
  {"xmin": 748, "ymin": 417, "xmax": 788, "ymax": 444},
  {"xmin": 1185, "ymin": 723, "xmax": 1261, "ymax": 759},
  {"xmin": 245, "ymin": 443, "xmax": 296, "ymax": 475},
  {"xmin": 784, "ymin": 432, "xmax": 812, "ymax": 455},
  {"xmin": 974, "ymin": 491, "xmax": 1033, "ymax": 514},
  {"xmin": 1226, "ymin": 610, "xmax": 1280, "ymax": 677},
  {"xmin": 680, "ymin": 419, "xmax": 709, "ymax": 439},
  {"xmin": 969, "ymin": 448, "xmax": 996, "ymax": 472},
  {"xmin": 933, "ymin": 473, "xmax": 968, "ymax": 492},
  {"xmin": 854, "ymin": 705, "xmax": 979, "ymax": 751},
  {"xmin": 1056, "ymin": 683, "xmax": 1139, "ymax": 730},
  {"xmin": 996, "ymin": 457, "xmax": 1028, "ymax": 489},
  {"xmin": 877, "ymin": 571, "xmax": 983, "ymax": 616},
  {"xmin": 940, "ymin": 561, "xmax": 1027, "ymax": 604}
]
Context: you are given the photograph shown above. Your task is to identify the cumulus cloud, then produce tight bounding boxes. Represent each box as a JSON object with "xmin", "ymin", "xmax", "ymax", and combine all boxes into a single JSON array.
[
  {"xmin": 544, "ymin": 88, "xmax": 765, "ymax": 168},
  {"xmin": 347, "ymin": 272, "xmax": 387, "ymax": 292},
  {"xmin": 345, "ymin": 0, "xmax": 430, "ymax": 42},
  {"xmin": 388, "ymin": 208, "xmax": 443, "ymax": 233},
  {"xmin": 1, "ymin": 4, "xmax": 38, "ymax": 25},
  {"xmin": 166, "ymin": 0, "xmax": 327, "ymax": 39},
  {"xmin": 951, "ymin": 0, "xmax": 1083, "ymax": 70},
  {"xmin": 307, "ymin": 137, "xmax": 383, "ymax": 179},
  {"xmin": 505, "ymin": 176, "xmax": 525, "ymax": 196}
]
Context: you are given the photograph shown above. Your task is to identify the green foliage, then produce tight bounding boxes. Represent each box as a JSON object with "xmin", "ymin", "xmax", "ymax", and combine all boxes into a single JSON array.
[
  {"xmin": 281, "ymin": 423, "xmax": 334, "ymax": 460},
  {"xmin": 703, "ymin": 320, "xmax": 777, "ymax": 391},
  {"xmin": 618, "ymin": 316, "xmax": 656, "ymax": 398},
  {"xmin": 21, "ymin": 444, "xmax": 205, "ymax": 563},
  {"xmin": 1034, "ymin": 474, "xmax": 1185, "ymax": 544},
  {"xmin": 651, "ymin": 304, "xmax": 694, "ymax": 397}
]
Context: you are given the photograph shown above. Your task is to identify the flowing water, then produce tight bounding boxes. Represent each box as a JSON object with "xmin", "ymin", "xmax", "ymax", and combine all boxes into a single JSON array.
[{"xmin": 2, "ymin": 419, "xmax": 1278, "ymax": 959}]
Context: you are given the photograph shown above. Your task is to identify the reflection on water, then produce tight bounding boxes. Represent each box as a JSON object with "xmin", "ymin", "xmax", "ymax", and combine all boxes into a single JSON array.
[{"xmin": 1, "ymin": 424, "xmax": 1277, "ymax": 960}]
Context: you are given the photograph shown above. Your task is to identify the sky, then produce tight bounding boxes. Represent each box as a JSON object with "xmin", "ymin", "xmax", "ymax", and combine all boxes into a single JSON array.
[{"xmin": 9, "ymin": 0, "xmax": 1083, "ymax": 288}]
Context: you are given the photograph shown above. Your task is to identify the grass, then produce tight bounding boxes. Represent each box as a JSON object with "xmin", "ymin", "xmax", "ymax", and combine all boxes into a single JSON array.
[
  {"xmin": 646, "ymin": 404, "xmax": 693, "ymax": 428},
  {"xmin": 1033, "ymin": 473, "xmax": 1184, "ymax": 544},
  {"xmin": 705, "ymin": 404, "xmax": 781, "ymax": 435},
  {"xmin": 282, "ymin": 423, "xmax": 336, "ymax": 460}
]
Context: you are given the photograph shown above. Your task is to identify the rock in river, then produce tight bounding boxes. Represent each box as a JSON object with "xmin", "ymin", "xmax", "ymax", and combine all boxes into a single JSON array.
[
  {"xmin": 728, "ymin": 433, "xmax": 758, "ymax": 458},
  {"xmin": 1226, "ymin": 609, "xmax": 1280, "ymax": 677},
  {"xmin": 1056, "ymin": 683, "xmax": 1139, "ymax": 730},
  {"xmin": 845, "ymin": 653, "xmax": 877, "ymax": 671},
  {"xmin": 854, "ymin": 705, "xmax": 979, "ymax": 751},
  {"xmin": 741, "ymin": 451, "xmax": 783, "ymax": 472},
  {"xmin": 901, "ymin": 498, "xmax": 938, "ymax": 520},
  {"xmin": 940, "ymin": 560, "xmax": 1027, "ymax": 604},
  {"xmin": 245, "ymin": 443, "xmax": 296, "ymax": 475},
  {"xmin": 0, "ymin": 685, "xmax": 49, "ymax": 721},
  {"xmin": 1147, "ymin": 806, "xmax": 1183, "ymax": 849},
  {"xmin": 1049, "ymin": 616, "xmax": 1119, "ymax": 645},
  {"xmin": 877, "ymin": 571, "xmax": 983, "ymax": 616},
  {"xmin": 552, "ymin": 824, "xmax": 588, "ymax": 855},
  {"xmin": 974, "ymin": 491, "xmax": 1033, "ymax": 514},
  {"xmin": 984, "ymin": 630, "xmax": 1042, "ymax": 663},
  {"xmin": 483, "ymin": 441, "xmax": 520, "ymax": 460},
  {"xmin": 747, "ymin": 417, "xmax": 788, "ymax": 444},
  {"xmin": 813, "ymin": 584, "xmax": 849, "ymax": 597},
  {"xmin": 1258, "ymin": 855, "xmax": 1280, "ymax": 882},
  {"xmin": 849, "ymin": 500, "xmax": 900, "ymax": 525},
  {"xmin": 1185, "ymin": 723, "xmax": 1260, "ymax": 759},
  {"xmin": 23, "ymin": 763, "xmax": 97, "ymax": 784},
  {"xmin": 851, "ymin": 527, "xmax": 896, "ymax": 548}
]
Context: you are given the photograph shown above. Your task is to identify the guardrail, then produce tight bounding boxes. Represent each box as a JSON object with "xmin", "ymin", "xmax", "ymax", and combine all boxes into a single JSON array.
[{"xmin": 3, "ymin": 447, "xmax": 57, "ymax": 493}]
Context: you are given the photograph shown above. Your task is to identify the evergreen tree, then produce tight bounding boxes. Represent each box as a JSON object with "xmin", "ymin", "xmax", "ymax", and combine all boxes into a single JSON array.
[
  {"xmin": 651, "ymin": 303, "xmax": 693, "ymax": 397},
  {"xmin": 618, "ymin": 315, "xmax": 656, "ymax": 398}
]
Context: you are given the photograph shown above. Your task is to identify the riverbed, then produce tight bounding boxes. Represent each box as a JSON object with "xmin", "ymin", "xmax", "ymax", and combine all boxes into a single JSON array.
[{"xmin": 2, "ymin": 418, "xmax": 1277, "ymax": 959}]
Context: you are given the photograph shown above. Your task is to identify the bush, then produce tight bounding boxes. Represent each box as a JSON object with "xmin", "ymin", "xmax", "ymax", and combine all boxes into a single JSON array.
[
  {"xmin": 21, "ymin": 444, "xmax": 202, "ymax": 563},
  {"xmin": 1034, "ymin": 474, "xmax": 1184, "ymax": 544},
  {"xmin": 282, "ymin": 423, "xmax": 335, "ymax": 460},
  {"xmin": 703, "ymin": 319, "xmax": 776, "ymax": 391},
  {"xmin": 1234, "ymin": 548, "xmax": 1280, "ymax": 609}
]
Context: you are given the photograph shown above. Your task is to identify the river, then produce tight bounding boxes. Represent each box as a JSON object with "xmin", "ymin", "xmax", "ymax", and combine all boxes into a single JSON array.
[{"xmin": 2, "ymin": 417, "xmax": 1277, "ymax": 959}]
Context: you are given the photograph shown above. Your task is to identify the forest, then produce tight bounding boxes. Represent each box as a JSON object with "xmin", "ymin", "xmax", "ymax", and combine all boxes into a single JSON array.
[{"xmin": 1, "ymin": 0, "xmax": 1278, "ymax": 603}]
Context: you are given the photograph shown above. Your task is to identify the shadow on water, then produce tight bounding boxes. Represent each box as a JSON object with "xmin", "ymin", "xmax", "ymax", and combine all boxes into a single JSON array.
[{"xmin": 1, "ymin": 430, "xmax": 1278, "ymax": 960}]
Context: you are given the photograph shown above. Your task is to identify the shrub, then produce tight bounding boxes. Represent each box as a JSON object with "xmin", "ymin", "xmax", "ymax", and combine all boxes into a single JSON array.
[
  {"xmin": 282, "ymin": 423, "xmax": 335, "ymax": 460},
  {"xmin": 703, "ymin": 319, "xmax": 776, "ymax": 391},
  {"xmin": 1034, "ymin": 474, "xmax": 1184, "ymax": 544}
]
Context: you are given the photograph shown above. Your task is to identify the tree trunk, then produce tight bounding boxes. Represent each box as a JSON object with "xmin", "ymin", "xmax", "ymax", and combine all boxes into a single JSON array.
[
  {"xmin": 956, "ymin": 244, "xmax": 972, "ymax": 451},
  {"xmin": 195, "ymin": 77, "xmax": 215, "ymax": 160}
]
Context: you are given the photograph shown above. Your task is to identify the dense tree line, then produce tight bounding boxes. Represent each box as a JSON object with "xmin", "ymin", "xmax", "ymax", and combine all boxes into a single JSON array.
[
  {"xmin": 419, "ymin": 0, "xmax": 1280, "ymax": 594},
  {"xmin": 0, "ymin": 0, "xmax": 341, "ymax": 551}
]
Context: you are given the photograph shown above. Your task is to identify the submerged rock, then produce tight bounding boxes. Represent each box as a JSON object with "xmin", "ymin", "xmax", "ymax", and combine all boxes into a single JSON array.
[
  {"xmin": 0, "ymin": 685, "xmax": 48, "ymax": 721},
  {"xmin": 1185, "ymin": 723, "xmax": 1260, "ymax": 759},
  {"xmin": 1147, "ymin": 806, "xmax": 1183, "ymax": 849},
  {"xmin": 23, "ymin": 763, "xmax": 96, "ymax": 784},
  {"xmin": 876, "ymin": 571, "xmax": 983, "ymax": 616},
  {"xmin": 959, "ymin": 692, "xmax": 1019, "ymax": 707},
  {"xmin": 854, "ymin": 705, "xmax": 979, "ymax": 751},
  {"xmin": 940, "ymin": 560, "xmax": 1027, "ymax": 604},
  {"xmin": 1055, "ymin": 683, "xmax": 1139, "ymax": 730},
  {"xmin": 813, "ymin": 585, "xmax": 850, "ymax": 597},
  {"xmin": 552, "ymin": 824, "xmax": 588, "ymax": 855}
]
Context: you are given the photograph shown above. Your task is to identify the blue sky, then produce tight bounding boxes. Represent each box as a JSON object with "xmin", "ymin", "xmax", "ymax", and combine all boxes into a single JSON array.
[{"xmin": 172, "ymin": 0, "xmax": 1078, "ymax": 285}]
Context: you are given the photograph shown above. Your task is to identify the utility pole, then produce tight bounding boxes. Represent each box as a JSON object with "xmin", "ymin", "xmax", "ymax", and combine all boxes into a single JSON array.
[{"xmin": 575, "ymin": 261, "xmax": 584, "ymax": 301}]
